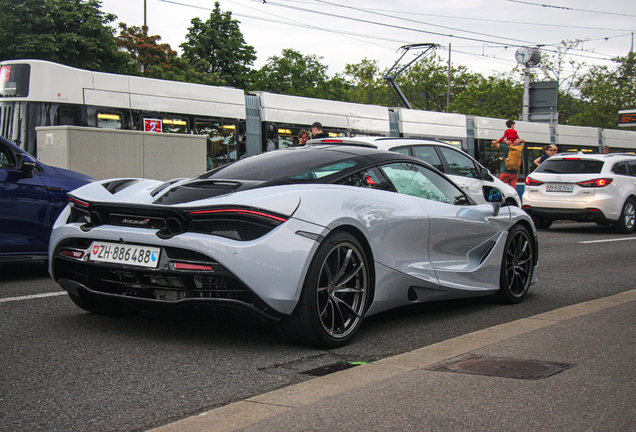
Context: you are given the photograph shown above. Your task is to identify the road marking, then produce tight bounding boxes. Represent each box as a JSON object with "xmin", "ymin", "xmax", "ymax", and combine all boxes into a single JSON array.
[
  {"xmin": 0, "ymin": 291, "xmax": 67, "ymax": 303},
  {"xmin": 579, "ymin": 237, "xmax": 636, "ymax": 244}
]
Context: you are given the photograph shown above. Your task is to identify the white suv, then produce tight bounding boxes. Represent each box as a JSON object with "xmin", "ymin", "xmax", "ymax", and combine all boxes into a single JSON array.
[
  {"xmin": 307, "ymin": 137, "xmax": 521, "ymax": 207},
  {"xmin": 522, "ymin": 152, "xmax": 636, "ymax": 233}
]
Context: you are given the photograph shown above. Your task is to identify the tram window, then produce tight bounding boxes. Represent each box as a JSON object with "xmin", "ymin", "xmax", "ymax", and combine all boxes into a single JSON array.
[
  {"xmin": 162, "ymin": 118, "xmax": 187, "ymax": 134},
  {"xmin": 58, "ymin": 105, "xmax": 81, "ymax": 126},
  {"xmin": 195, "ymin": 120, "xmax": 237, "ymax": 169},
  {"xmin": 97, "ymin": 112, "xmax": 122, "ymax": 129},
  {"xmin": 278, "ymin": 128, "xmax": 294, "ymax": 149}
]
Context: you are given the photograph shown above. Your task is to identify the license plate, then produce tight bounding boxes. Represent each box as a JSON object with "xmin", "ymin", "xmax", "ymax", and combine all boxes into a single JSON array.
[
  {"xmin": 546, "ymin": 184, "xmax": 573, "ymax": 192},
  {"xmin": 90, "ymin": 242, "xmax": 160, "ymax": 268}
]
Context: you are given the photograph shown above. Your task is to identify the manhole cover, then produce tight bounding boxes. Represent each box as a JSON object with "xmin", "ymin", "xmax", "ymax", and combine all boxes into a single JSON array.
[{"xmin": 427, "ymin": 354, "xmax": 575, "ymax": 380}]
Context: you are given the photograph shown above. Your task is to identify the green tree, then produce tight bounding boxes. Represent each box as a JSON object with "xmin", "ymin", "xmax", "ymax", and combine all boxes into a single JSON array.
[
  {"xmin": 450, "ymin": 74, "xmax": 523, "ymax": 119},
  {"xmin": 249, "ymin": 48, "xmax": 348, "ymax": 99},
  {"xmin": 572, "ymin": 52, "xmax": 636, "ymax": 129},
  {"xmin": 116, "ymin": 23, "xmax": 224, "ymax": 85},
  {"xmin": 341, "ymin": 59, "xmax": 389, "ymax": 105},
  {"xmin": 0, "ymin": 0, "xmax": 134, "ymax": 73},
  {"xmin": 395, "ymin": 54, "xmax": 468, "ymax": 111},
  {"xmin": 180, "ymin": 1, "xmax": 256, "ymax": 88}
]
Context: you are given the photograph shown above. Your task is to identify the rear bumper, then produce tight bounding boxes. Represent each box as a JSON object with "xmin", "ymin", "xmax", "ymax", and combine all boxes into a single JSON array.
[{"xmin": 522, "ymin": 206, "xmax": 608, "ymax": 222}]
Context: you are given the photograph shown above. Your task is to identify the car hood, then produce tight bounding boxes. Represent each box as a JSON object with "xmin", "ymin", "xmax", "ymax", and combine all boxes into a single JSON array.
[{"xmin": 49, "ymin": 165, "xmax": 96, "ymax": 183}]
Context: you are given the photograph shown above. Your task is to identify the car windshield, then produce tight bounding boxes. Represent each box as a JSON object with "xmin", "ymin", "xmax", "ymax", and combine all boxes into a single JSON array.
[
  {"xmin": 197, "ymin": 148, "xmax": 357, "ymax": 181},
  {"xmin": 534, "ymin": 159, "xmax": 604, "ymax": 174}
]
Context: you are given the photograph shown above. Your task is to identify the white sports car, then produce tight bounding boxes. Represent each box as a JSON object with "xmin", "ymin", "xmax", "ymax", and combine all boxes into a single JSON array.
[{"xmin": 49, "ymin": 145, "xmax": 538, "ymax": 347}]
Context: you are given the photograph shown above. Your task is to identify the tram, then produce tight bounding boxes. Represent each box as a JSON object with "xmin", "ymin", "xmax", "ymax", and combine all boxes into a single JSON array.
[{"xmin": 1, "ymin": 59, "xmax": 635, "ymax": 177}]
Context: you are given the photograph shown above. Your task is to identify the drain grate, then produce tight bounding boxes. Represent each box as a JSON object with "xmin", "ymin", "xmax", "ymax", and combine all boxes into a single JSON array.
[
  {"xmin": 426, "ymin": 354, "xmax": 575, "ymax": 380},
  {"xmin": 301, "ymin": 361, "xmax": 368, "ymax": 377}
]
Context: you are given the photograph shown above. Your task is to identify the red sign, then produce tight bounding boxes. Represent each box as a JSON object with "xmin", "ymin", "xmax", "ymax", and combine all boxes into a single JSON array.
[
  {"xmin": 0, "ymin": 66, "xmax": 10, "ymax": 82},
  {"xmin": 144, "ymin": 118, "xmax": 162, "ymax": 133}
]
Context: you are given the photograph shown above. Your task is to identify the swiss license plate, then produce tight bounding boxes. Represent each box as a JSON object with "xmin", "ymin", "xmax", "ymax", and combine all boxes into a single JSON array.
[
  {"xmin": 90, "ymin": 242, "xmax": 160, "ymax": 268},
  {"xmin": 546, "ymin": 184, "xmax": 573, "ymax": 192}
]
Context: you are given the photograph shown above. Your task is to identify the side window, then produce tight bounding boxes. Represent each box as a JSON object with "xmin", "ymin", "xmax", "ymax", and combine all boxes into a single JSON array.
[
  {"xmin": 412, "ymin": 146, "xmax": 444, "ymax": 171},
  {"xmin": 380, "ymin": 162, "xmax": 471, "ymax": 205},
  {"xmin": 627, "ymin": 161, "xmax": 636, "ymax": 177},
  {"xmin": 0, "ymin": 143, "xmax": 14, "ymax": 168},
  {"xmin": 390, "ymin": 146, "xmax": 410, "ymax": 156},
  {"xmin": 612, "ymin": 162, "xmax": 628, "ymax": 175},
  {"xmin": 97, "ymin": 112, "xmax": 123, "ymax": 130},
  {"xmin": 337, "ymin": 167, "xmax": 393, "ymax": 191},
  {"xmin": 437, "ymin": 146, "xmax": 479, "ymax": 178}
]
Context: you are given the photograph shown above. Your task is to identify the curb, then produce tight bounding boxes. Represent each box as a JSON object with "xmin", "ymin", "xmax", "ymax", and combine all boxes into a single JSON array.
[{"xmin": 148, "ymin": 289, "xmax": 636, "ymax": 432}]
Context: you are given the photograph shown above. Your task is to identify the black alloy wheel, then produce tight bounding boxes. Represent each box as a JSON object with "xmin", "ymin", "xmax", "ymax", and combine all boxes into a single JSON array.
[
  {"xmin": 277, "ymin": 231, "xmax": 370, "ymax": 348},
  {"xmin": 495, "ymin": 224, "xmax": 534, "ymax": 304}
]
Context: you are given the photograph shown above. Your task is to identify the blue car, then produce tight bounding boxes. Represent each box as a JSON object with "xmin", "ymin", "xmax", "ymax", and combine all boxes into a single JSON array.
[{"xmin": 0, "ymin": 135, "xmax": 94, "ymax": 262}]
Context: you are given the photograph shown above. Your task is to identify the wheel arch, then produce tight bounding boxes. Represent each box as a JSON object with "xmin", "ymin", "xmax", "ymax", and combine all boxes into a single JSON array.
[
  {"xmin": 327, "ymin": 224, "xmax": 377, "ymax": 310},
  {"xmin": 512, "ymin": 219, "xmax": 538, "ymax": 267}
]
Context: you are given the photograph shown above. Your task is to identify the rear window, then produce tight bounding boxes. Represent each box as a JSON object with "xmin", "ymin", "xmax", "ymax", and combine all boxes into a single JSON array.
[
  {"xmin": 534, "ymin": 159, "xmax": 603, "ymax": 174},
  {"xmin": 199, "ymin": 147, "xmax": 357, "ymax": 181}
]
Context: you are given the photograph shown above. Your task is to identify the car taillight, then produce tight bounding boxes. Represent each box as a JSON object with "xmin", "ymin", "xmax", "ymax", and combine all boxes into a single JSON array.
[
  {"xmin": 525, "ymin": 177, "xmax": 543, "ymax": 186},
  {"xmin": 577, "ymin": 178, "xmax": 613, "ymax": 188},
  {"xmin": 68, "ymin": 196, "xmax": 89, "ymax": 207},
  {"xmin": 189, "ymin": 208, "xmax": 288, "ymax": 223}
]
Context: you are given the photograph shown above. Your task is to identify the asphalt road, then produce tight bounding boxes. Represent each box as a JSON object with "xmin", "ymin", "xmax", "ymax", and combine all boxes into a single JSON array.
[{"xmin": 1, "ymin": 222, "xmax": 635, "ymax": 432}]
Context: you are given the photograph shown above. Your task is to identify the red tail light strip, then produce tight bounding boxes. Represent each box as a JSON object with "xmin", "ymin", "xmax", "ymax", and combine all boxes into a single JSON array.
[
  {"xmin": 189, "ymin": 209, "xmax": 288, "ymax": 222},
  {"xmin": 68, "ymin": 196, "xmax": 89, "ymax": 207}
]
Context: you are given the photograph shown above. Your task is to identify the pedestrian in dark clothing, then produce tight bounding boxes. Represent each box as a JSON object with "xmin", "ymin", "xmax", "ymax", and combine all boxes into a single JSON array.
[{"xmin": 311, "ymin": 122, "xmax": 329, "ymax": 139}]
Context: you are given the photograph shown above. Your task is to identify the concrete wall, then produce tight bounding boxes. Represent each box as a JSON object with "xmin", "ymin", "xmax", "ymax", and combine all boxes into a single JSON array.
[{"xmin": 36, "ymin": 126, "xmax": 206, "ymax": 180}]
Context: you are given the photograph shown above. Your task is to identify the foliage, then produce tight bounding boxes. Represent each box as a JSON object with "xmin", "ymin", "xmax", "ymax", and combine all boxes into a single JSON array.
[
  {"xmin": 249, "ymin": 49, "xmax": 349, "ymax": 100},
  {"xmin": 0, "ymin": 0, "xmax": 134, "ymax": 73},
  {"xmin": 116, "ymin": 24, "xmax": 224, "ymax": 85},
  {"xmin": 397, "ymin": 54, "xmax": 477, "ymax": 112},
  {"xmin": 449, "ymin": 74, "xmax": 523, "ymax": 119},
  {"xmin": 571, "ymin": 52, "xmax": 636, "ymax": 129},
  {"xmin": 180, "ymin": 1, "xmax": 256, "ymax": 89},
  {"xmin": 340, "ymin": 59, "xmax": 390, "ymax": 105}
]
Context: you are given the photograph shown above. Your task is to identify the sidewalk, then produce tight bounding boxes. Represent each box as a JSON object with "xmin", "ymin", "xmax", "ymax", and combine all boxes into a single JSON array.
[{"xmin": 149, "ymin": 289, "xmax": 636, "ymax": 432}]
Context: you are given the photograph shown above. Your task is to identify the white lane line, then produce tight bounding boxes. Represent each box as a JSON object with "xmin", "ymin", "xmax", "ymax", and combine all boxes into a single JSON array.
[
  {"xmin": 0, "ymin": 291, "xmax": 68, "ymax": 303},
  {"xmin": 579, "ymin": 237, "xmax": 636, "ymax": 244}
]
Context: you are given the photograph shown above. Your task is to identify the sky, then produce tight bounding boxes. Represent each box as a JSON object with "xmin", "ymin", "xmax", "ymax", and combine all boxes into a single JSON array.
[{"xmin": 99, "ymin": 0, "xmax": 636, "ymax": 79}]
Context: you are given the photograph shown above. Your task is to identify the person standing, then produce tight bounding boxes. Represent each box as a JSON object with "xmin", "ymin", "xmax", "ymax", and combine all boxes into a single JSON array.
[
  {"xmin": 311, "ymin": 122, "xmax": 329, "ymax": 139},
  {"xmin": 534, "ymin": 145, "xmax": 557, "ymax": 166},
  {"xmin": 493, "ymin": 139, "xmax": 523, "ymax": 188},
  {"xmin": 297, "ymin": 129, "xmax": 309, "ymax": 146}
]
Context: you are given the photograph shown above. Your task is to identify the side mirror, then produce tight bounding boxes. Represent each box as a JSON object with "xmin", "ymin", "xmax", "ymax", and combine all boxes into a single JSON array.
[
  {"xmin": 15, "ymin": 152, "xmax": 36, "ymax": 178},
  {"xmin": 484, "ymin": 186, "xmax": 504, "ymax": 216}
]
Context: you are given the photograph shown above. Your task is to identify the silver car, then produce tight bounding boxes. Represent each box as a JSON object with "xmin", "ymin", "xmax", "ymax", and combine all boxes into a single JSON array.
[
  {"xmin": 308, "ymin": 137, "xmax": 522, "ymax": 207},
  {"xmin": 49, "ymin": 145, "xmax": 538, "ymax": 347}
]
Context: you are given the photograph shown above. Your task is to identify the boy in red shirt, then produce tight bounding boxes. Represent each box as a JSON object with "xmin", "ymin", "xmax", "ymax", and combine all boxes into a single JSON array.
[{"xmin": 492, "ymin": 119, "xmax": 525, "ymax": 146}]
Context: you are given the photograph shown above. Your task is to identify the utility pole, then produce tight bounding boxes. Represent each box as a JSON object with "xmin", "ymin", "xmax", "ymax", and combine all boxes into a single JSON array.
[
  {"xmin": 522, "ymin": 66, "xmax": 530, "ymax": 121},
  {"xmin": 447, "ymin": 43, "xmax": 451, "ymax": 111},
  {"xmin": 144, "ymin": 0, "xmax": 147, "ymax": 27}
]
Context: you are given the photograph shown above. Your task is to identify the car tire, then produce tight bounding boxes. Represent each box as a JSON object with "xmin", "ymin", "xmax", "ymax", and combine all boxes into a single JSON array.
[
  {"xmin": 531, "ymin": 216, "xmax": 552, "ymax": 229},
  {"xmin": 68, "ymin": 291, "xmax": 141, "ymax": 316},
  {"xmin": 276, "ymin": 231, "xmax": 370, "ymax": 348},
  {"xmin": 494, "ymin": 224, "xmax": 534, "ymax": 304},
  {"xmin": 615, "ymin": 198, "xmax": 636, "ymax": 234}
]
